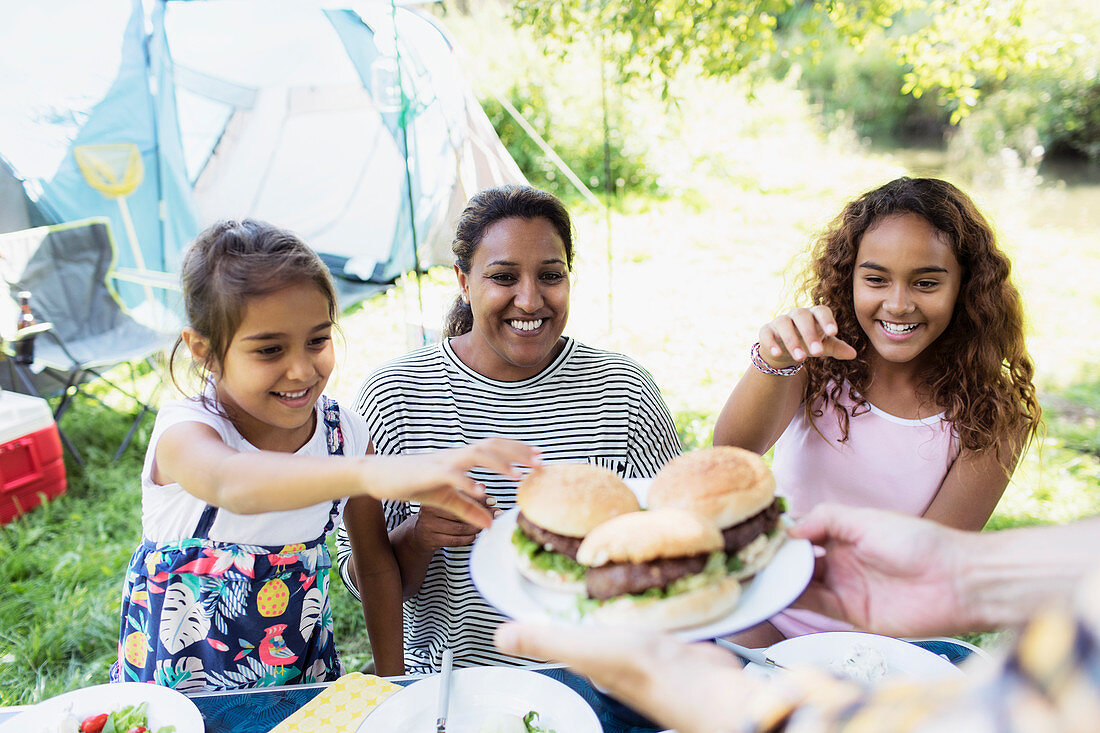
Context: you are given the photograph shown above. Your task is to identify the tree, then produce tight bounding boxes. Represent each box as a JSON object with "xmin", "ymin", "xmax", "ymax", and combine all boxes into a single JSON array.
[{"xmin": 511, "ymin": 0, "xmax": 1037, "ymax": 122}]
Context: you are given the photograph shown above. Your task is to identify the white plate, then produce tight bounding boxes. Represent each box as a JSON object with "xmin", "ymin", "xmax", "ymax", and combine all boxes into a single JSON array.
[
  {"xmin": 624, "ymin": 476, "xmax": 652, "ymax": 504},
  {"xmin": 469, "ymin": 477, "xmax": 814, "ymax": 642},
  {"xmin": 765, "ymin": 631, "xmax": 964, "ymax": 683},
  {"xmin": 357, "ymin": 666, "xmax": 600, "ymax": 733},
  {"xmin": 0, "ymin": 682, "xmax": 204, "ymax": 732}
]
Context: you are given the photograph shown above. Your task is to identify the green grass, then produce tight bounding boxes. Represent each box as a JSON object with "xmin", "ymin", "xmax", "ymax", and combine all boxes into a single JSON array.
[{"xmin": 0, "ymin": 395, "xmax": 148, "ymax": 704}]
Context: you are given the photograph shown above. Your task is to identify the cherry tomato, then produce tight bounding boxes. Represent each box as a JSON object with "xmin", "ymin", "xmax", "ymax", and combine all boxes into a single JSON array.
[
  {"xmin": 126, "ymin": 726, "xmax": 149, "ymax": 733},
  {"xmin": 80, "ymin": 713, "xmax": 109, "ymax": 733}
]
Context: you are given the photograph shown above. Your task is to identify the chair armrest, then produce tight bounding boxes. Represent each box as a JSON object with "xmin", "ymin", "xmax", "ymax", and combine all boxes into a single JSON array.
[{"xmin": 8, "ymin": 322, "xmax": 54, "ymax": 340}]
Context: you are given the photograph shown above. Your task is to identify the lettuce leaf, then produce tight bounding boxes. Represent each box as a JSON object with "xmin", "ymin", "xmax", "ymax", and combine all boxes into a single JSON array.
[
  {"xmin": 96, "ymin": 699, "xmax": 176, "ymax": 730},
  {"xmin": 97, "ymin": 703, "xmax": 175, "ymax": 733},
  {"xmin": 102, "ymin": 703, "xmax": 147, "ymax": 733},
  {"xmin": 511, "ymin": 526, "xmax": 586, "ymax": 582},
  {"xmin": 523, "ymin": 710, "xmax": 556, "ymax": 732}
]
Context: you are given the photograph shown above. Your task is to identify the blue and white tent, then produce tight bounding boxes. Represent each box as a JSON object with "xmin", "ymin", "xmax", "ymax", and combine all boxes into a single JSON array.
[{"xmin": 0, "ymin": 0, "xmax": 524, "ymax": 312}]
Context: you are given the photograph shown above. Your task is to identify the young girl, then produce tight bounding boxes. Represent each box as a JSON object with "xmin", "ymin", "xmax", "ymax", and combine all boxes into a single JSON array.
[
  {"xmin": 714, "ymin": 177, "xmax": 1041, "ymax": 645},
  {"xmin": 112, "ymin": 219, "xmax": 537, "ymax": 690}
]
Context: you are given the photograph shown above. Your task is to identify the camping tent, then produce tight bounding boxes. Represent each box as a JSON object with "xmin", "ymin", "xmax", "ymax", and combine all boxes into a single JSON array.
[{"xmin": 0, "ymin": 0, "xmax": 525, "ymax": 314}]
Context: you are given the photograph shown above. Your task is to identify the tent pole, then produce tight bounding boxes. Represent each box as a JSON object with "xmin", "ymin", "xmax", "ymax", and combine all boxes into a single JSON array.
[
  {"xmin": 598, "ymin": 31, "xmax": 614, "ymax": 335},
  {"xmin": 390, "ymin": 0, "xmax": 428, "ymax": 346},
  {"xmin": 491, "ymin": 95, "xmax": 603, "ymax": 208},
  {"xmin": 145, "ymin": 0, "xmax": 167, "ymax": 309},
  {"xmin": 488, "ymin": 94, "xmax": 613, "ymax": 333}
]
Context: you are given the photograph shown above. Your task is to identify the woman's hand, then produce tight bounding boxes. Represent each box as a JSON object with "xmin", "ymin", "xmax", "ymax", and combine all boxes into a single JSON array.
[
  {"xmin": 789, "ymin": 504, "xmax": 971, "ymax": 636},
  {"xmin": 365, "ymin": 438, "xmax": 539, "ymax": 530},
  {"xmin": 495, "ymin": 623, "xmax": 755, "ymax": 733},
  {"xmin": 794, "ymin": 504, "xmax": 1100, "ymax": 635},
  {"xmin": 409, "ymin": 485, "xmax": 495, "ymax": 551},
  {"xmin": 759, "ymin": 305, "xmax": 857, "ymax": 368},
  {"xmin": 497, "ymin": 620, "xmax": 748, "ymax": 730}
]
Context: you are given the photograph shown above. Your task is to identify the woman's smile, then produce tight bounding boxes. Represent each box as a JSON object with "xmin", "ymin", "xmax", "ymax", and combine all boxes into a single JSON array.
[{"xmin": 508, "ymin": 318, "xmax": 545, "ymax": 333}]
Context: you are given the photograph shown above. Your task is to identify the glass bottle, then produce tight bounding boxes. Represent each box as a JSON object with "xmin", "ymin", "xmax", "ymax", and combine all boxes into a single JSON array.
[{"xmin": 14, "ymin": 291, "xmax": 37, "ymax": 364}]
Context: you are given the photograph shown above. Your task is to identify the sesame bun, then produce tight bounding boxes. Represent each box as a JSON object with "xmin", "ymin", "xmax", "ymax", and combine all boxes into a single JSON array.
[
  {"xmin": 576, "ymin": 508, "xmax": 723, "ymax": 568},
  {"xmin": 588, "ymin": 575, "xmax": 742, "ymax": 631},
  {"xmin": 647, "ymin": 447, "xmax": 775, "ymax": 529},
  {"xmin": 517, "ymin": 463, "xmax": 640, "ymax": 538}
]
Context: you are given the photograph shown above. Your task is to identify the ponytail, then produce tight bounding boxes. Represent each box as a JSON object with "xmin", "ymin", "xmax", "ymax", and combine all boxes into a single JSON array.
[{"xmin": 444, "ymin": 296, "xmax": 473, "ymax": 337}]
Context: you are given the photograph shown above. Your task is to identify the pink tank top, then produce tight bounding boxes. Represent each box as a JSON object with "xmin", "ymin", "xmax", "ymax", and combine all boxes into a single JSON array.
[{"xmin": 769, "ymin": 383, "xmax": 960, "ymax": 637}]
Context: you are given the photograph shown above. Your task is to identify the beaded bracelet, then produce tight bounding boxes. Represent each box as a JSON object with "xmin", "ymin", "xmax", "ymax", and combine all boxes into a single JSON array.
[{"xmin": 750, "ymin": 341, "xmax": 803, "ymax": 376}]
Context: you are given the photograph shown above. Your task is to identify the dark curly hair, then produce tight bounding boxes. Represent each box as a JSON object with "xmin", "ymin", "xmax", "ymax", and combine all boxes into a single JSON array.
[{"xmin": 800, "ymin": 177, "xmax": 1041, "ymax": 468}]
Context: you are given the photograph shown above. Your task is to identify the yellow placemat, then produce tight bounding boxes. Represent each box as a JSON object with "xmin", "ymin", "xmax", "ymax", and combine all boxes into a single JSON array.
[{"xmin": 268, "ymin": 672, "xmax": 402, "ymax": 733}]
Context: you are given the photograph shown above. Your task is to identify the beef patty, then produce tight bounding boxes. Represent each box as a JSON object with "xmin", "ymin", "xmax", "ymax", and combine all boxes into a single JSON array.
[
  {"xmin": 585, "ymin": 553, "xmax": 709, "ymax": 601},
  {"xmin": 722, "ymin": 498, "xmax": 782, "ymax": 555},
  {"xmin": 516, "ymin": 511, "xmax": 584, "ymax": 561}
]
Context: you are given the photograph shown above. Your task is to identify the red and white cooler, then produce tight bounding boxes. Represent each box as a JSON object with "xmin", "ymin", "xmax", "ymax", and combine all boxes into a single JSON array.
[{"xmin": 0, "ymin": 389, "xmax": 67, "ymax": 524}]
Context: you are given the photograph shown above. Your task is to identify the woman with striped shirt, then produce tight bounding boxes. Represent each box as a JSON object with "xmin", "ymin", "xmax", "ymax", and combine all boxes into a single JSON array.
[{"xmin": 335, "ymin": 185, "xmax": 681, "ymax": 674}]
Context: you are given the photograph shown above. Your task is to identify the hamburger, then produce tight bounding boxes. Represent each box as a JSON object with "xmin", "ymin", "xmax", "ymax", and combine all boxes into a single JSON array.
[
  {"xmin": 511, "ymin": 463, "xmax": 641, "ymax": 592},
  {"xmin": 575, "ymin": 508, "xmax": 741, "ymax": 630},
  {"xmin": 646, "ymin": 447, "xmax": 787, "ymax": 580}
]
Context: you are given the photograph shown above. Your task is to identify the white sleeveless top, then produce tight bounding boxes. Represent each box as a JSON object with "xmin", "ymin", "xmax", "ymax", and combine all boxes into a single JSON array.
[{"xmin": 141, "ymin": 397, "xmax": 370, "ymax": 545}]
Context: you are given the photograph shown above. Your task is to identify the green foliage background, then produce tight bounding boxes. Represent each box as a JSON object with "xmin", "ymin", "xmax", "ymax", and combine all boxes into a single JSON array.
[{"xmin": 499, "ymin": 0, "xmax": 1100, "ymax": 199}]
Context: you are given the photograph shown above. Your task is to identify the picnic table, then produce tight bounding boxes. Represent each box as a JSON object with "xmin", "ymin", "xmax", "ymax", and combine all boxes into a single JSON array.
[
  {"xmin": 0, "ymin": 663, "xmax": 664, "ymax": 733},
  {"xmin": 190, "ymin": 663, "xmax": 661, "ymax": 733},
  {"xmin": 0, "ymin": 640, "xmax": 977, "ymax": 732}
]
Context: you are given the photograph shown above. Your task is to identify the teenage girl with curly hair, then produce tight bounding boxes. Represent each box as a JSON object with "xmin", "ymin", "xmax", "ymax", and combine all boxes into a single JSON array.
[{"xmin": 714, "ymin": 177, "xmax": 1042, "ymax": 645}]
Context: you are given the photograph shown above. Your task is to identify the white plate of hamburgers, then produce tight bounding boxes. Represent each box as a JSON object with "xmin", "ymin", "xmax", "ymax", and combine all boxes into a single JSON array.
[{"xmin": 469, "ymin": 449, "xmax": 814, "ymax": 642}]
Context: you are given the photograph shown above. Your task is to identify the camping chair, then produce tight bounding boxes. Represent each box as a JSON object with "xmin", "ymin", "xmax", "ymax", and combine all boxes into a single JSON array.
[{"xmin": 0, "ymin": 218, "xmax": 176, "ymax": 465}]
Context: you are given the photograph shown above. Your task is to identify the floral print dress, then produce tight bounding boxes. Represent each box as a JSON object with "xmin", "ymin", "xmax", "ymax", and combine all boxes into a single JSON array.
[{"xmin": 111, "ymin": 398, "xmax": 346, "ymax": 691}]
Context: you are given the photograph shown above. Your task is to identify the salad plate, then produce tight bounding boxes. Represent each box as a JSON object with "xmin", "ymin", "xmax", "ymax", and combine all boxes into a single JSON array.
[
  {"xmin": 765, "ymin": 631, "xmax": 964, "ymax": 683},
  {"xmin": 0, "ymin": 682, "xmax": 202, "ymax": 733}
]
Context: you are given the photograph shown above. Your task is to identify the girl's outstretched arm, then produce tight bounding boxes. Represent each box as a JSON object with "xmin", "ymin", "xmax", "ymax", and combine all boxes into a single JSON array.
[
  {"xmin": 343, "ymin": 493, "xmax": 404, "ymax": 676},
  {"xmin": 922, "ymin": 429, "xmax": 1027, "ymax": 531},
  {"xmin": 363, "ymin": 439, "xmax": 537, "ymax": 519},
  {"xmin": 713, "ymin": 306, "xmax": 855, "ymax": 452},
  {"xmin": 155, "ymin": 424, "xmax": 538, "ymax": 521}
]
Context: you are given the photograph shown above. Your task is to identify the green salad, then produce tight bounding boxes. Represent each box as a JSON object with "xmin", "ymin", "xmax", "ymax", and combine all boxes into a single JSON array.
[
  {"xmin": 58, "ymin": 702, "xmax": 175, "ymax": 733},
  {"xmin": 522, "ymin": 711, "xmax": 556, "ymax": 732}
]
